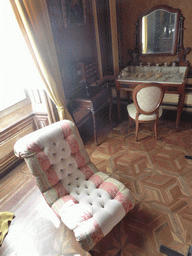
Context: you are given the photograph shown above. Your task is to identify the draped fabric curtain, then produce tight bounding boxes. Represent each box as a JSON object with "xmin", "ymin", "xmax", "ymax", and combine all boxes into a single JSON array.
[{"xmin": 9, "ymin": 0, "xmax": 73, "ymax": 122}]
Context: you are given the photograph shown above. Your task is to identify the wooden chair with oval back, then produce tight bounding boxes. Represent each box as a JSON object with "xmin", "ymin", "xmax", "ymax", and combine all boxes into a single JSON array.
[{"xmin": 127, "ymin": 83, "xmax": 165, "ymax": 141}]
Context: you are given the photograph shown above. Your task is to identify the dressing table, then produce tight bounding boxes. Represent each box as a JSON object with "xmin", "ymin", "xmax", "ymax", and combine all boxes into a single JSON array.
[
  {"xmin": 116, "ymin": 5, "xmax": 191, "ymax": 130},
  {"xmin": 116, "ymin": 64, "xmax": 189, "ymax": 130}
]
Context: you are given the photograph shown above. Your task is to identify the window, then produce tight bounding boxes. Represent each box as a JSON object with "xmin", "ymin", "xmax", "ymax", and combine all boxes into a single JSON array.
[{"xmin": 1, "ymin": 0, "xmax": 44, "ymax": 117}]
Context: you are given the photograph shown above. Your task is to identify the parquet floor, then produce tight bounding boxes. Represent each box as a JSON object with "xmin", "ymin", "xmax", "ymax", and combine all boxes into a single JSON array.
[
  {"xmin": 89, "ymin": 119, "xmax": 192, "ymax": 256},
  {"xmin": 0, "ymin": 112, "xmax": 192, "ymax": 256}
]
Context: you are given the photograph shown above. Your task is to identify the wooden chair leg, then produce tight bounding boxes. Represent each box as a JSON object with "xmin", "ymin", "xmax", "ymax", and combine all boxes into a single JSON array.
[
  {"xmin": 154, "ymin": 122, "xmax": 158, "ymax": 140},
  {"xmin": 124, "ymin": 115, "xmax": 133, "ymax": 139},
  {"xmin": 128, "ymin": 116, "xmax": 132, "ymax": 127},
  {"xmin": 135, "ymin": 121, "xmax": 139, "ymax": 141}
]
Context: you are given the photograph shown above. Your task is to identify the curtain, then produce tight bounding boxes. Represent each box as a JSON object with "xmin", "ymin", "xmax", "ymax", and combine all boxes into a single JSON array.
[{"xmin": 9, "ymin": 0, "xmax": 73, "ymax": 122}]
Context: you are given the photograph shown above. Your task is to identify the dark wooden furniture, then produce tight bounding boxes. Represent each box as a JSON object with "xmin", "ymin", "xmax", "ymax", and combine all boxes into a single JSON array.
[
  {"xmin": 116, "ymin": 65, "xmax": 189, "ymax": 131},
  {"xmin": 74, "ymin": 85, "xmax": 112, "ymax": 144},
  {"xmin": 75, "ymin": 57, "xmax": 99, "ymax": 88},
  {"xmin": 123, "ymin": 5, "xmax": 191, "ymax": 131},
  {"xmin": 72, "ymin": 57, "xmax": 114, "ymax": 144}
]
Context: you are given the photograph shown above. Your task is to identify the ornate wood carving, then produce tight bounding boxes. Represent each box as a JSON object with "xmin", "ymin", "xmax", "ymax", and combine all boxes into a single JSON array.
[{"xmin": 175, "ymin": 15, "xmax": 191, "ymax": 66}]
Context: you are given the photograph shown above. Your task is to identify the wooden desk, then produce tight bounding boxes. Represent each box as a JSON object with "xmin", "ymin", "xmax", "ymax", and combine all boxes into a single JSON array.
[{"xmin": 116, "ymin": 66, "xmax": 189, "ymax": 130}]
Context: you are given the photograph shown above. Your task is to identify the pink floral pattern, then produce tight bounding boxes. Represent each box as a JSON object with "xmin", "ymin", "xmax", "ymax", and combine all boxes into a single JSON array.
[
  {"xmin": 73, "ymin": 151, "xmax": 86, "ymax": 168},
  {"xmin": 37, "ymin": 151, "xmax": 51, "ymax": 171},
  {"xmin": 53, "ymin": 181, "xmax": 68, "ymax": 198},
  {"xmin": 99, "ymin": 181, "xmax": 119, "ymax": 199},
  {"xmin": 82, "ymin": 210, "xmax": 92, "ymax": 221},
  {"xmin": 45, "ymin": 165, "xmax": 59, "ymax": 186},
  {"xmin": 62, "ymin": 195, "xmax": 78, "ymax": 204},
  {"xmin": 76, "ymin": 219, "xmax": 104, "ymax": 251},
  {"xmin": 91, "ymin": 220, "xmax": 104, "ymax": 244},
  {"xmin": 80, "ymin": 165, "xmax": 95, "ymax": 179},
  {"xmin": 61, "ymin": 122, "xmax": 73, "ymax": 138},
  {"xmin": 115, "ymin": 192, "xmax": 133, "ymax": 213},
  {"xmin": 27, "ymin": 142, "xmax": 41, "ymax": 153},
  {"xmin": 66, "ymin": 135, "xmax": 79, "ymax": 154},
  {"xmin": 89, "ymin": 174, "xmax": 104, "ymax": 188}
]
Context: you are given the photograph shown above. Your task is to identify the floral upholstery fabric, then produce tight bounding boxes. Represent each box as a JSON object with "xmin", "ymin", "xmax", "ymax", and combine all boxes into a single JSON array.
[{"xmin": 14, "ymin": 120, "xmax": 135, "ymax": 251}]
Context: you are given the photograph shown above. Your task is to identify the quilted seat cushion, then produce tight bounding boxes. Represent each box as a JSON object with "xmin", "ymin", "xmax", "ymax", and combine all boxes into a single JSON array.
[{"xmin": 52, "ymin": 172, "xmax": 134, "ymax": 251}]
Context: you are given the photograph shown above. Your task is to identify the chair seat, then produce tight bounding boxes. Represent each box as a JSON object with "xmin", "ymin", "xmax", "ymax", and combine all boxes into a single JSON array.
[
  {"xmin": 52, "ymin": 171, "xmax": 134, "ymax": 250},
  {"xmin": 127, "ymin": 103, "xmax": 163, "ymax": 121}
]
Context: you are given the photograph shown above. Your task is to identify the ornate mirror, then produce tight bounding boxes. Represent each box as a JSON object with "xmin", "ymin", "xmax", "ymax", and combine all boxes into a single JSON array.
[
  {"xmin": 131, "ymin": 5, "xmax": 191, "ymax": 66},
  {"xmin": 139, "ymin": 5, "xmax": 180, "ymax": 56}
]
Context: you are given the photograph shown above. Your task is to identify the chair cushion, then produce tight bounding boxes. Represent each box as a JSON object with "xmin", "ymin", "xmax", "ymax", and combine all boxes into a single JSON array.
[
  {"xmin": 52, "ymin": 171, "xmax": 135, "ymax": 251},
  {"xmin": 127, "ymin": 103, "xmax": 163, "ymax": 121}
]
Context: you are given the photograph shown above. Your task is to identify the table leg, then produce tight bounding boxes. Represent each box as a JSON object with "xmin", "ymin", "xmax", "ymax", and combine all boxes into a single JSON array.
[
  {"xmin": 109, "ymin": 94, "xmax": 112, "ymax": 124},
  {"xmin": 117, "ymin": 89, "xmax": 121, "ymax": 123},
  {"xmin": 116, "ymin": 81, "xmax": 121, "ymax": 123},
  {"xmin": 91, "ymin": 109, "xmax": 97, "ymax": 144},
  {"xmin": 176, "ymin": 87, "xmax": 186, "ymax": 131}
]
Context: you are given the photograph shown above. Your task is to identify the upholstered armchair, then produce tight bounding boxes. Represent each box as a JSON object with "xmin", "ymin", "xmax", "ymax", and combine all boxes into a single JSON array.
[{"xmin": 14, "ymin": 120, "xmax": 135, "ymax": 251}]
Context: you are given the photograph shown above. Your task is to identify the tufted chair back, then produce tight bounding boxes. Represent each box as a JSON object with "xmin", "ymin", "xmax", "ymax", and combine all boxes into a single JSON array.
[{"xmin": 14, "ymin": 120, "xmax": 135, "ymax": 251}]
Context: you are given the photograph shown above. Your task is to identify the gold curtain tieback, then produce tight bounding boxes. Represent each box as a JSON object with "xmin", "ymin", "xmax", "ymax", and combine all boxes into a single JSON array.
[{"xmin": 56, "ymin": 105, "xmax": 66, "ymax": 111}]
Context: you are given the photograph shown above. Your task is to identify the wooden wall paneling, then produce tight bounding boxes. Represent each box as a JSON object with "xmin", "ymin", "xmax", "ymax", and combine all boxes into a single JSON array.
[
  {"xmin": 109, "ymin": 0, "xmax": 119, "ymax": 76},
  {"xmin": 94, "ymin": 0, "xmax": 113, "ymax": 77},
  {"xmin": 92, "ymin": 0, "xmax": 103, "ymax": 79},
  {"xmin": 92, "ymin": 0, "xmax": 122, "ymax": 77},
  {"xmin": 46, "ymin": 0, "xmax": 97, "ymax": 102},
  {"xmin": 116, "ymin": 0, "xmax": 124, "ymax": 70},
  {"xmin": 33, "ymin": 113, "xmax": 49, "ymax": 129},
  {"xmin": 0, "ymin": 115, "xmax": 35, "ymax": 178},
  {"xmin": 0, "ymin": 112, "xmax": 49, "ymax": 178}
]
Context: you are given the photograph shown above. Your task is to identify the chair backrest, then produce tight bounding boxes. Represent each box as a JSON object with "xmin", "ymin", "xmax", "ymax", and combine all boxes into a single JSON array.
[
  {"xmin": 133, "ymin": 83, "xmax": 165, "ymax": 116},
  {"xmin": 14, "ymin": 120, "xmax": 98, "ymax": 207}
]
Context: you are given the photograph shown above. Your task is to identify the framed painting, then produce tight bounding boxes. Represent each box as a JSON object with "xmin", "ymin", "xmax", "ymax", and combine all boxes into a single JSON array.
[{"xmin": 61, "ymin": 0, "xmax": 86, "ymax": 28}]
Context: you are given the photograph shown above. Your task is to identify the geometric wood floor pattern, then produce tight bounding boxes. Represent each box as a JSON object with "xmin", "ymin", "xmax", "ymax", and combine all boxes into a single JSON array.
[
  {"xmin": 1, "ymin": 118, "xmax": 192, "ymax": 256},
  {"xmin": 89, "ymin": 120, "xmax": 192, "ymax": 256}
]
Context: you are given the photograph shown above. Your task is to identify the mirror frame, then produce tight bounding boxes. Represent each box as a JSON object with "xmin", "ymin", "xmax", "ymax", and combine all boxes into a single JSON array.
[{"xmin": 138, "ymin": 5, "xmax": 181, "ymax": 56}]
